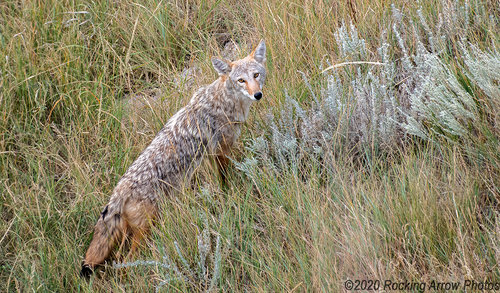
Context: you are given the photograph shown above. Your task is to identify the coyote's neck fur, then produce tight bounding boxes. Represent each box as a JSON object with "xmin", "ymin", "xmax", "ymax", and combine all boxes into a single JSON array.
[{"xmin": 81, "ymin": 40, "xmax": 267, "ymax": 277}]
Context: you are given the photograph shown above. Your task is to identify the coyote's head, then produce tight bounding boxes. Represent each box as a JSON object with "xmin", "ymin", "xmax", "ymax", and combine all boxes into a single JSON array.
[{"xmin": 212, "ymin": 40, "xmax": 267, "ymax": 101}]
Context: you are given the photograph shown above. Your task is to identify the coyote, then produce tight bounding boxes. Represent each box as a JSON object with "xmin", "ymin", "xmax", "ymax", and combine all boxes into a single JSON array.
[{"xmin": 80, "ymin": 40, "xmax": 266, "ymax": 277}]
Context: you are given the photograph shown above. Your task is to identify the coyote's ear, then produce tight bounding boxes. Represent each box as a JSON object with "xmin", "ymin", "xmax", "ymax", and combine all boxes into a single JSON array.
[
  {"xmin": 211, "ymin": 57, "xmax": 231, "ymax": 75},
  {"xmin": 251, "ymin": 39, "xmax": 266, "ymax": 64}
]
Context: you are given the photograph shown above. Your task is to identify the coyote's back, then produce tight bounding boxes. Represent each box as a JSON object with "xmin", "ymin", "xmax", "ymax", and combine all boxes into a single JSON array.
[{"xmin": 80, "ymin": 40, "xmax": 267, "ymax": 277}]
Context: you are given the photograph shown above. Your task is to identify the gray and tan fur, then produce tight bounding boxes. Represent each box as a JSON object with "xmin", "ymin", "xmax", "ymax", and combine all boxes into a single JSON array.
[{"xmin": 80, "ymin": 40, "xmax": 266, "ymax": 277}]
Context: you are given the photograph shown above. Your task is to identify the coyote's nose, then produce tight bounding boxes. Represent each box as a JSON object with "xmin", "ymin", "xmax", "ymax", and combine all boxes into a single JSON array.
[{"xmin": 254, "ymin": 92, "xmax": 263, "ymax": 100}]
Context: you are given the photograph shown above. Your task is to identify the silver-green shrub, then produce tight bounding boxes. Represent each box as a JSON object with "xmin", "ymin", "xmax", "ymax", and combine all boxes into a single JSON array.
[
  {"xmin": 237, "ymin": 1, "xmax": 498, "ymax": 175},
  {"xmin": 113, "ymin": 212, "xmax": 221, "ymax": 292}
]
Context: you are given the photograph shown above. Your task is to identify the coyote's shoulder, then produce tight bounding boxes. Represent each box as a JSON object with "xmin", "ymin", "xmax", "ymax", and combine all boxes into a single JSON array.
[{"xmin": 81, "ymin": 40, "xmax": 267, "ymax": 277}]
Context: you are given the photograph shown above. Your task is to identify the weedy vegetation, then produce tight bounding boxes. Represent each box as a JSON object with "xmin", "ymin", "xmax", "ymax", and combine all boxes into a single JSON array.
[{"xmin": 0, "ymin": 0, "xmax": 499, "ymax": 292}]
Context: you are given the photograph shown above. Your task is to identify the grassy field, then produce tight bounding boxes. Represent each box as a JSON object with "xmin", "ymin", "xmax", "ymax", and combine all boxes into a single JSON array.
[{"xmin": 1, "ymin": 0, "xmax": 499, "ymax": 291}]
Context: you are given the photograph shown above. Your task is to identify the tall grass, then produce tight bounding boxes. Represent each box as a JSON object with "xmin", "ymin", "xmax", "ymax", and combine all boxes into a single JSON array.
[{"xmin": 0, "ymin": 0, "xmax": 498, "ymax": 291}]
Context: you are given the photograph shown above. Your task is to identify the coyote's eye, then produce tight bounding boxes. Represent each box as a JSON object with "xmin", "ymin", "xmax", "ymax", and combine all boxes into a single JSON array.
[
  {"xmin": 254, "ymin": 73, "xmax": 260, "ymax": 78},
  {"xmin": 237, "ymin": 78, "xmax": 245, "ymax": 83}
]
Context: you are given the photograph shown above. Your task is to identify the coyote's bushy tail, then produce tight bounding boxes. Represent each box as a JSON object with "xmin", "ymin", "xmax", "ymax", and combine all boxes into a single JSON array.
[{"xmin": 80, "ymin": 201, "xmax": 126, "ymax": 278}]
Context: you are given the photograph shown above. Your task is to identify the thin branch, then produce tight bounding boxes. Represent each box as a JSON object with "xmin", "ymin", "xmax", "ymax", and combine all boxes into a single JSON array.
[{"xmin": 321, "ymin": 61, "xmax": 385, "ymax": 73}]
